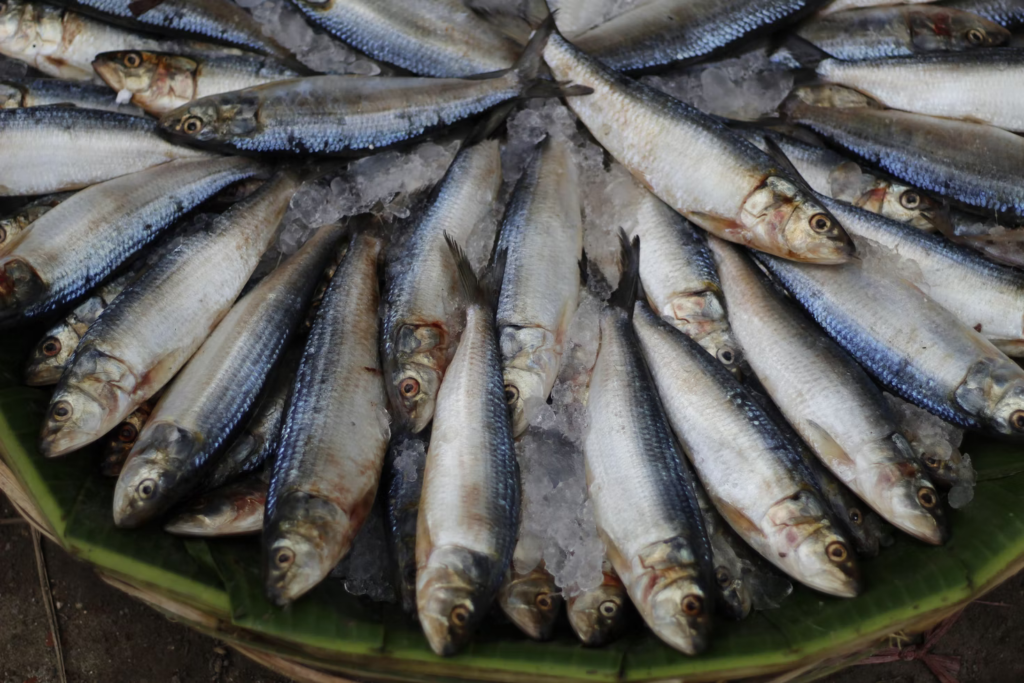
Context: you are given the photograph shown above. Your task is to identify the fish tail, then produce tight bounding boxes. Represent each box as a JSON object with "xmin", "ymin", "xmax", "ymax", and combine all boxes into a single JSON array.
[
  {"xmin": 513, "ymin": 13, "xmax": 557, "ymax": 83},
  {"xmin": 444, "ymin": 233, "xmax": 505, "ymax": 310},
  {"xmin": 608, "ymin": 229, "xmax": 640, "ymax": 317}
]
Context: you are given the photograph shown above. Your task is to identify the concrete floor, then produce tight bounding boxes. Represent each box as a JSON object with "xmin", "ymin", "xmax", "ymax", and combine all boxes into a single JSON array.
[{"xmin": 2, "ymin": 490, "xmax": 1023, "ymax": 683}]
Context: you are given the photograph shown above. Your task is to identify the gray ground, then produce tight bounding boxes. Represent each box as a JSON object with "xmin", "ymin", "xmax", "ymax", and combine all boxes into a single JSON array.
[{"xmin": 2, "ymin": 490, "xmax": 1023, "ymax": 683}]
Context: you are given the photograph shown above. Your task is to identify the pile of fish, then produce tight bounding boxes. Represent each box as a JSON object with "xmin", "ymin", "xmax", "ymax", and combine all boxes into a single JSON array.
[{"xmin": 2, "ymin": 0, "xmax": 1020, "ymax": 658}]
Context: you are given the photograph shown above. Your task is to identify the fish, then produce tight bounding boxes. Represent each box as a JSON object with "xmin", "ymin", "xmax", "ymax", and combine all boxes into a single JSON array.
[
  {"xmin": 797, "ymin": 5, "xmax": 1009, "ymax": 59},
  {"xmin": 755, "ymin": 251, "xmax": 1024, "ymax": 438},
  {"xmin": 0, "ymin": 106, "xmax": 216, "ymax": 197},
  {"xmin": 943, "ymin": 209, "xmax": 1024, "ymax": 268},
  {"xmin": 496, "ymin": 135, "xmax": 582, "ymax": 437},
  {"xmin": 289, "ymin": 0, "xmax": 522, "ymax": 77},
  {"xmin": 415, "ymin": 238, "xmax": 519, "ymax": 657},
  {"xmin": 542, "ymin": 26, "xmax": 855, "ymax": 264},
  {"xmin": 818, "ymin": 0, "xmax": 933, "ymax": 17},
  {"xmin": 383, "ymin": 429, "xmax": 429, "ymax": 615},
  {"xmin": 710, "ymin": 237, "xmax": 947, "ymax": 544},
  {"xmin": 628, "ymin": 189, "xmax": 742, "ymax": 375},
  {"xmin": 632, "ymin": 245, "xmax": 861, "ymax": 597},
  {"xmin": 569, "ymin": 0, "xmax": 817, "ymax": 72},
  {"xmin": 583, "ymin": 234, "xmax": 714, "ymax": 654},
  {"xmin": 0, "ymin": 77, "xmax": 143, "ymax": 114},
  {"xmin": 112, "ymin": 222, "xmax": 342, "ymax": 528},
  {"xmin": 382, "ymin": 140, "xmax": 503, "ymax": 434},
  {"xmin": 498, "ymin": 564, "xmax": 562, "ymax": 641},
  {"xmin": 0, "ymin": 156, "xmax": 262, "ymax": 326},
  {"xmin": 566, "ymin": 563, "xmax": 628, "ymax": 646},
  {"xmin": 38, "ymin": 170, "xmax": 298, "ymax": 459},
  {"xmin": 820, "ymin": 195, "xmax": 1024, "ymax": 357},
  {"xmin": 0, "ymin": 192, "xmax": 74, "ymax": 257},
  {"xmin": 885, "ymin": 393, "xmax": 974, "ymax": 491},
  {"xmin": 690, "ymin": 477, "xmax": 752, "ymax": 620},
  {"xmin": 940, "ymin": 0, "xmax": 1024, "ymax": 31},
  {"xmin": 264, "ymin": 232, "xmax": 389, "ymax": 606},
  {"xmin": 815, "ymin": 51, "xmax": 1024, "ymax": 133},
  {"xmin": 786, "ymin": 103, "xmax": 1024, "ymax": 224},
  {"xmin": 93, "ymin": 50, "xmax": 302, "ymax": 116},
  {"xmin": 100, "ymin": 397, "xmax": 155, "ymax": 477},
  {"xmin": 164, "ymin": 473, "xmax": 269, "ymax": 537},
  {"xmin": 159, "ymin": 19, "xmax": 574, "ymax": 154}
]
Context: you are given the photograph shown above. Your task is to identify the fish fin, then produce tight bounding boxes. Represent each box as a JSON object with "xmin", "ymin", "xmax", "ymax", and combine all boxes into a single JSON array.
[
  {"xmin": 464, "ymin": 100, "xmax": 518, "ymax": 146},
  {"xmin": 714, "ymin": 496, "xmax": 766, "ymax": 543},
  {"xmin": 128, "ymin": 0, "xmax": 165, "ymax": 17},
  {"xmin": 608, "ymin": 229, "xmax": 640, "ymax": 317},
  {"xmin": 761, "ymin": 135, "xmax": 817, "ymax": 195},
  {"xmin": 685, "ymin": 211, "xmax": 746, "ymax": 241},
  {"xmin": 803, "ymin": 420, "xmax": 858, "ymax": 473},
  {"xmin": 522, "ymin": 80, "xmax": 592, "ymax": 98},
  {"xmin": 466, "ymin": 0, "xmax": 536, "ymax": 43},
  {"xmin": 514, "ymin": 13, "xmax": 556, "ymax": 82},
  {"xmin": 578, "ymin": 250, "xmax": 588, "ymax": 286},
  {"xmin": 774, "ymin": 34, "xmax": 830, "ymax": 71},
  {"xmin": 444, "ymin": 234, "xmax": 506, "ymax": 309}
]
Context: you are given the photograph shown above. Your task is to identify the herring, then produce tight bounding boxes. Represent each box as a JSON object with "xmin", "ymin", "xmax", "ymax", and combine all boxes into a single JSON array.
[
  {"xmin": 498, "ymin": 564, "xmax": 562, "ymax": 641},
  {"xmin": 567, "ymin": 562, "xmax": 628, "ymax": 646},
  {"xmin": 0, "ymin": 77, "xmax": 143, "ymax": 114}
]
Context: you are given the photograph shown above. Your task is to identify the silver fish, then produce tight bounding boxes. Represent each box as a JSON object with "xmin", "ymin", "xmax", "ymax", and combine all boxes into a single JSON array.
[
  {"xmin": 415, "ymin": 239, "xmax": 518, "ymax": 656},
  {"xmin": 113, "ymin": 222, "xmax": 342, "ymax": 528},
  {"xmin": 382, "ymin": 140, "xmax": 503, "ymax": 434},
  {"xmin": 99, "ymin": 396, "xmax": 155, "ymax": 477},
  {"xmin": 0, "ymin": 156, "xmax": 261, "ymax": 326},
  {"xmin": 93, "ymin": 50, "xmax": 302, "ymax": 116},
  {"xmin": 164, "ymin": 473, "xmax": 269, "ymax": 537},
  {"xmin": 566, "ymin": 563, "xmax": 628, "ymax": 647},
  {"xmin": 289, "ymin": 0, "xmax": 521, "ymax": 77},
  {"xmin": 756, "ymin": 251, "xmax": 1024, "ymax": 438},
  {"xmin": 542, "ymin": 28, "xmax": 854, "ymax": 263},
  {"xmin": 38, "ymin": 170, "xmax": 297, "ymax": 459},
  {"xmin": 0, "ymin": 106, "xmax": 215, "ymax": 197},
  {"xmin": 497, "ymin": 135, "xmax": 582, "ymax": 437},
  {"xmin": 0, "ymin": 191, "xmax": 73, "ymax": 256},
  {"xmin": 0, "ymin": 77, "xmax": 142, "ymax": 114},
  {"xmin": 264, "ymin": 233, "xmax": 389, "ymax": 606},
  {"xmin": 498, "ymin": 564, "xmax": 562, "ymax": 641},
  {"xmin": 797, "ymin": 5, "xmax": 1009, "ymax": 59},
  {"xmin": 710, "ymin": 237, "xmax": 947, "ymax": 545},
  {"xmin": 584, "ymin": 236, "xmax": 714, "ymax": 654},
  {"xmin": 384, "ymin": 429, "xmax": 429, "ymax": 615}
]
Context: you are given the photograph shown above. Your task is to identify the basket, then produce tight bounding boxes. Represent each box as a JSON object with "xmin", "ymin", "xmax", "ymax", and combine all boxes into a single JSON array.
[{"xmin": 3, "ymin": 329, "xmax": 1024, "ymax": 683}]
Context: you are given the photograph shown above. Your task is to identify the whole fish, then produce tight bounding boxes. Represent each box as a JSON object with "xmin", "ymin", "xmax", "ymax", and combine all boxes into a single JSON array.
[
  {"xmin": 160, "ymin": 20, "xmax": 569, "ymax": 154},
  {"xmin": 940, "ymin": 0, "xmax": 1024, "ymax": 31},
  {"xmin": 566, "ymin": 563, "xmax": 628, "ymax": 646},
  {"xmin": 569, "ymin": 0, "xmax": 816, "ymax": 72},
  {"xmin": 416, "ymin": 239, "xmax": 518, "ymax": 657},
  {"xmin": 38, "ymin": 171, "xmax": 298, "ymax": 459},
  {"xmin": 821, "ymin": 195, "xmax": 1024, "ymax": 356},
  {"xmin": 93, "ymin": 50, "xmax": 302, "ymax": 116},
  {"xmin": 112, "ymin": 222, "xmax": 342, "ymax": 528},
  {"xmin": 384, "ymin": 430, "xmax": 429, "ymax": 615},
  {"xmin": 632, "ymin": 254, "xmax": 861, "ymax": 596},
  {"xmin": 815, "ymin": 51, "xmax": 1024, "ymax": 133},
  {"xmin": 690, "ymin": 477, "xmax": 751, "ymax": 620},
  {"xmin": 628, "ymin": 189, "xmax": 741, "ymax": 374},
  {"xmin": 756, "ymin": 252, "xmax": 1024, "ymax": 438},
  {"xmin": 542, "ymin": 27, "xmax": 854, "ymax": 263},
  {"xmin": 498, "ymin": 564, "xmax": 562, "ymax": 640},
  {"xmin": 797, "ymin": 5, "xmax": 1009, "ymax": 59},
  {"xmin": 787, "ymin": 103, "xmax": 1024, "ymax": 224},
  {"xmin": 382, "ymin": 140, "xmax": 502, "ymax": 434},
  {"xmin": 0, "ymin": 106, "xmax": 215, "ymax": 197},
  {"xmin": 497, "ymin": 135, "xmax": 582, "ymax": 437},
  {"xmin": 711, "ymin": 238, "xmax": 946, "ymax": 544},
  {"xmin": 289, "ymin": 0, "xmax": 522, "ymax": 77},
  {"xmin": 584, "ymin": 235, "xmax": 714, "ymax": 655},
  {"xmin": 0, "ymin": 192, "xmax": 73, "ymax": 256},
  {"xmin": 0, "ymin": 156, "xmax": 261, "ymax": 326},
  {"xmin": 0, "ymin": 78, "xmax": 142, "ymax": 114},
  {"xmin": 164, "ymin": 473, "xmax": 269, "ymax": 537},
  {"xmin": 819, "ymin": 0, "xmax": 933, "ymax": 16},
  {"xmin": 264, "ymin": 233, "xmax": 389, "ymax": 606}
]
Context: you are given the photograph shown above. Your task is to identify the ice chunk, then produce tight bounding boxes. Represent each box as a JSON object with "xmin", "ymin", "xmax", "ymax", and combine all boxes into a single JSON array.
[
  {"xmin": 948, "ymin": 481, "xmax": 975, "ymax": 509},
  {"xmin": 330, "ymin": 503, "xmax": 397, "ymax": 602},
  {"xmin": 116, "ymin": 88, "xmax": 133, "ymax": 104}
]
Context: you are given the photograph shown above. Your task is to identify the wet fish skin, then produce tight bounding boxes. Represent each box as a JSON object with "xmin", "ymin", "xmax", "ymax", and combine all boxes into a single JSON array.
[
  {"xmin": 498, "ymin": 565, "xmax": 563, "ymax": 640},
  {"xmin": 38, "ymin": 170, "xmax": 297, "ymax": 459},
  {"xmin": 497, "ymin": 135, "xmax": 582, "ymax": 436},
  {"xmin": 264, "ymin": 233, "xmax": 389, "ymax": 606},
  {"xmin": 567, "ymin": 563, "xmax": 628, "ymax": 646},
  {"xmin": 0, "ymin": 106, "xmax": 215, "ymax": 197},
  {"xmin": 0, "ymin": 77, "xmax": 142, "ymax": 114},
  {"xmin": 755, "ymin": 252, "xmax": 1024, "ymax": 438},
  {"xmin": 0, "ymin": 191, "xmax": 74, "ymax": 257},
  {"xmin": 0, "ymin": 156, "xmax": 261, "ymax": 327},
  {"xmin": 690, "ymin": 477, "xmax": 751, "ymax": 620},
  {"xmin": 93, "ymin": 50, "xmax": 301, "ymax": 116},
  {"xmin": 290, "ymin": 0, "xmax": 521, "ymax": 77},
  {"xmin": 798, "ymin": 5, "xmax": 1009, "ymax": 59},
  {"xmin": 100, "ymin": 397, "xmax": 154, "ymax": 477},
  {"xmin": 542, "ymin": 29, "xmax": 854, "ymax": 264},
  {"xmin": 382, "ymin": 140, "xmax": 502, "ymax": 434},
  {"xmin": 164, "ymin": 474, "xmax": 268, "ymax": 537},
  {"xmin": 384, "ymin": 429, "xmax": 428, "ymax": 615},
  {"xmin": 113, "ymin": 221, "xmax": 342, "ymax": 528}
]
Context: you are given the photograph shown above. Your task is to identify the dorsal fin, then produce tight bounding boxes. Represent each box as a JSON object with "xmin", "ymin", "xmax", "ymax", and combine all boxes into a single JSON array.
[{"xmin": 608, "ymin": 228, "xmax": 640, "ymax": 318}]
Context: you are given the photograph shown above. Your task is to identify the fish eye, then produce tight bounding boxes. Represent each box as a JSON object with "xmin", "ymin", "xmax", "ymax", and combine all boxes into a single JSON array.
[
  {"xmin": 117, "ymin": 423, "xmax": 138, "ymax": 443},
  {"xmin": 1011, "ymin": 410, "xmax": 1024, "ymax": 432},
  {"xmin": 504, "ymin": 383, "xmax": 519, "ymax": 405},
  {"xmin": 826, "ymin": 541, "xmax": 849, "ymax": 563},
  {"xmin": 182, "ymin": 116, "xmax": 204, "ymax": 135},
  {"xmin": 50, "ymin": 400, "xmax": 72, "ymax": 421},
  {"xmin": 681, "ymin": 594, "xmax": 703, "ymax": 616},
  {"xmin": 275, "ymin": 548, "xmax": 295, "ymax": 567},
  {"xmin": 717, "ymin": 346, "xmax": 736, "ymax": 365},
  {"xmin": 714, "ymin": 567, "xmax": 731, "ymax": 588},
  {"xmin": 900, "ymin": 191, "xmax": 921, "ymax": 209},
  {"xmin": 0, "ymin": 226, "xmax": 5, "ymax": 243},
  {"xmin": 966, "ymin": 28, "xmax": 985, "ymax": 44},
  {"xmin": 137, "ymin": 478, "xmax": 158, "ymax": 499},
  {"xmin": 123, "ymin": 52, "xmax": 142, "ymax": 69},
  {"xmin": 41, "ymin": 336, "xmax": 62, "ymax": 357},
  {"xmin": 399, "ymin": 377, "xmax": 420, "ymax": 398},
  {"xmin": 923, "ymin": 456, "xmax": 940, "ymax": 468},
  {"xmin": 918, "ymin": 487, "xmax": 938, "ymax": 509},
  {"xmin": 809, "ymin": 213, "xmax": 832, "ymax": 233},
  {"xmin": 848, "ymin": 508, "xmax": 862, "ymax": 525},
  {"xmin": 535, "ymin": 592, "xmax": 554, "ymax": 610},
  {"xmin": 598, "ymin": 600, "xmax": 618, "ymax": 617},
  {"xmin": 450, "ymin": 604, "xmax": 471, "ymax": 626}
]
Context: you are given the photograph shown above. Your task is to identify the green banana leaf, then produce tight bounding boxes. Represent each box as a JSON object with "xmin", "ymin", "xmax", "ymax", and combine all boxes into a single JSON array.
[{"xmin": 1, "ymin": 329, "xmax": 1022, "ymax": 682}]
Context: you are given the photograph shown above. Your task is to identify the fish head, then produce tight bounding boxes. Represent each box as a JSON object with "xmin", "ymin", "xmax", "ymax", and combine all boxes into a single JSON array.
[
  {"xmin": 500, "ymin": 326, "xmax": 558, "ymax": 437},
  {"xmin": 919, "ymin": 449, "xmax": 968, "ymax": 489},
  {"xmin": 100, "ymin": 407, "xmax": 150, "ymax": 477},
  {"xmin": 0, "ymin": 256, "xmax": 46, "ymax": 325},
  {"xmin": 160, "ymin": 95, "xmax": 259, "ymax": 144},
  {"xmin": 744, "ymin": 176, "xmax": 855, "ymax": 263},
  {"xmin": 0, "ymin": 82, "xmax": 22, "ymax": 108},
  {"xmin": 712, "ymin": 561, "xmax": 752, "ymax": 621},
  {"xmin": 263, "ymin": 493, "xmax": 349, "ymax": 606},
  {"xmin": 870, "ymin": 182, "xmax": 952, "ymax": 234},
  {"xmin": 23, "ymin": 324, "xmax": 79, "ymax": 386},
  {"xmin": 871, "ymin": 436, "xmax": 948, "ymax": 544},
  {"xmin": 386, "ymin": 324, "xmax": 447, "ymax": 433},
  {"xmin": 503, "ymin": 365, "xmax": 545, "ymax": 438},
  {"xmin": 498, "ymin": 567, "xmax": 562, "ymax": 640},
  {"xmin": 112, "ymin": 422, "xmax": 197, "ymax": 528},
  {"xmin": 957, "ymin": 357, "xmax": 1024, "ymax": 439},
  {"xmin": 643, "ymin": 572, "xmax": 711, "ymax": 655},
  {"xmin": 910, "ymin": 9, "xmax": 1010, "ymax": 51},
  {"xmin": 566, "ymin": 575, "xmax": 627, "ymax": 646},
  {"xmin": 416, "ymin": 545, "xmax": 495, "ymax": 656},
  {"xmin": 93, "ymin": 51, "xmax": 198, "ymax": 114}
]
